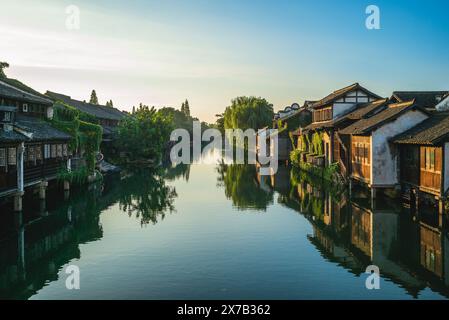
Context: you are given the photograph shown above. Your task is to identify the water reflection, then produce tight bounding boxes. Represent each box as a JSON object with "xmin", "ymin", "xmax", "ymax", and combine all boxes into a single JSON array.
[
  {"xmin": 266, "ymin": 166, "xmax": 449, "ymax": 298},
  {"xmin": 0, "ymin": 164, "xmax": 187, "ymax": 299},
  {"xmin": 216, "ymin": 162, "xmax": 273, "ymax": 211},
  {"xmin": 117, "ymin": 169, "xmax": 178, "ymax": 225},
  {"xmin": 1, "ymin": 158, "xmax": 449, "ymax": 299}
]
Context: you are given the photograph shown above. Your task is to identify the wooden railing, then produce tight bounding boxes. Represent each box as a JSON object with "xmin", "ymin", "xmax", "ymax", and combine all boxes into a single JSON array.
[{"xmin": 24, "ymin": 161, "xmax": 64, "ymax": 184}]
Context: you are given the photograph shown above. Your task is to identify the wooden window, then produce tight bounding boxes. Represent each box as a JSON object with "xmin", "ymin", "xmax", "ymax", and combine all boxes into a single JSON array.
[
  {"xmin": 63, "ymin": 144, "xmax": 68, "ymax": 157},
  {"xmin": 8, "ymin": 147, "xmax": 16, "ymax": 165},
  {"xmin": 51, "ymin": 144, "xmax": 57, "ymax": 158},
  {"xmin": 354, "ymin": 143, "xmax": 369, "ymax": 164},
  {"xmin": 0, "ymin": 148, "xmax": 5, "ymax": 166},
  {"xmin": 36, "ymin": 145, "xmax": 42, "ymax": 161},
  {"xmin": 424, "ymin": 147, "xmax": 436, "ymax": 171},
  {"xmin": 28, "ymin": 146, "xmax": 35, "ymax": 162},
  {"xmin": 44, "ymin": 144, "xmax": 50, "ymax": 159},
  {"xmin": 57, "ymin": 144, "xmax": 63, "ymax": 157}
]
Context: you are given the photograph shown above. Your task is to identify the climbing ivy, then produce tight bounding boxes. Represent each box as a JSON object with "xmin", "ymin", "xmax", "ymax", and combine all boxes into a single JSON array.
[{"xmin": 52, "ymin": 101, "xmax": 103, "ymax": 173}]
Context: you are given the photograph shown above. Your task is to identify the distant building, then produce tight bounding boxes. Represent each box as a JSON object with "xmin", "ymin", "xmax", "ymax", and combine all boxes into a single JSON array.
[
  {"xmin": 390, "ymin": 91, "xmax": 449, "ymax": 109},
  {"xmin": 45, "ymin": 91, "xmax": 125, "ymax": 142}
]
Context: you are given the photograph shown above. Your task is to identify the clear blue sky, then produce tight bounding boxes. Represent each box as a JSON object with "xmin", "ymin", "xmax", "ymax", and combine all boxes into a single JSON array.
[{"xmin": 2, "ymin": 0, "xmax": 449, "ymax": 122}]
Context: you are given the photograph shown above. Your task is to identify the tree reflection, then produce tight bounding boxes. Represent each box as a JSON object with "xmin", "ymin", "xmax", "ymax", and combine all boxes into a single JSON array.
[
  {"xmin": 118, "ymin": 168, "xmax": 178, "ymax": 225},
  {"xmin": 216, "ymin": 161, "xmax": 273, "ymax": 211}
]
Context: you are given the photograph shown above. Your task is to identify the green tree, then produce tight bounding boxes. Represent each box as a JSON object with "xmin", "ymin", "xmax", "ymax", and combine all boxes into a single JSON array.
[
  {"xmin": 183, "ymin": 99, "xmax": 190, "ymax": 117},
  {"xmin": 106, "ymin": 99, "xmax": 114, "ymax": 107},
  {"xmin": 116, "ymin": 104, "xmax": 173, "ymax": 162},
  {"xmin": 223, "ymin": 96, "xmax": 274, "ymax": 130},
  {"xmin": 0, "ymin": 61, "xmax": 9, "ymax": 78},
  {"xmin": 89, "ymin": 90, "xmax": 99, "ymax": 105}
]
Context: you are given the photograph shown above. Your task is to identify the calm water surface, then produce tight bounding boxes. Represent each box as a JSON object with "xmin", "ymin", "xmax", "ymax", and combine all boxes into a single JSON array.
[{"xmin": 0, "ymin": 151, "xmax": 448, "ymax": 299}]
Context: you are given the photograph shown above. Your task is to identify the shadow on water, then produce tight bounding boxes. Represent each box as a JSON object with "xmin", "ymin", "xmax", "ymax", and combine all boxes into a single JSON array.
[
  {"xmin": 0, "ymin": 164, "xmax": 186, "ymax": 299},
  {"xmin": 249, "ymin": 164, "xmax": 449, "ymax": 299}
]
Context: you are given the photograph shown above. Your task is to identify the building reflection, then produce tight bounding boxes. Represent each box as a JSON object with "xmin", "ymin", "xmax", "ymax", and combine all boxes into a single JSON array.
[
  {"xmin": 0, "ymin": 165, "xmax": 184, "ymax": 299},
  {"xmin": 259, "ymin": 165, "xmax": 449, "ymax": 298}
]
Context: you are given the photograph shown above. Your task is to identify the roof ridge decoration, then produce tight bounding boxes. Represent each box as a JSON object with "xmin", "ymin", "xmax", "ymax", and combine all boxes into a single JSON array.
[{"xmin": 388, "ymin": 99, "xmax": 416, "ymax": 108}]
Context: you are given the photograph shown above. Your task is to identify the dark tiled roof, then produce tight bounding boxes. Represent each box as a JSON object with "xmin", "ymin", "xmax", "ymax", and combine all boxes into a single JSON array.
[
  {"xmin": 303, "ymin": 99, "xmax": 389, "ymax": 132},
  {"xmin": 337, "ymin": 98, "xmax": 389, "ymax": 122},
  {"xmin": 312, "ymin": 83, "xmax": 382, "ymax": 109},
  {"xmin": 339, "ymin": 100, "xmax": 426, "ymax": 135},
  {"xmin": 0, "ymin": 79, "xmax": 53, "ymax": 105},
  {"xmin": 303, "ymin": 120, "xmax": 336, "ymax": 131},
  {"xmin": 392, "ymin": 113, "xmax": 449, "ymax": 145},
  {"xmin": 0, "ymin": 129, "xmax": 27, "ymax": 143},
  {"xmin": 15, "ymin": 114, "xmax": 72, "ymax": 141},
  {"xmin": 391, "ymin": 91, "xmax": 449, "ymax": 108},
  {"xmin": 46, "ymin": 91, "xmax": 125, "ymax": 121},
  {"xmin": 0, "ymin": 105, "xmax": 17, "ymax": 112}
]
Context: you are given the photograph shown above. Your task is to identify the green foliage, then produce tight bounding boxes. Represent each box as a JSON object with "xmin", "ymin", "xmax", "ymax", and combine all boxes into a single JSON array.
[
  {"xmin": 105, "ymin": 100, "xmax": 114, "ymax": 107},
  {"xmin": 180, "ymin": 99, "xmax": 190, "ymax": 117},
  {"xmin": 311, "ymin": 132, "xmax": 324, "ymax": 155},
  {"xmin": 290, "ymin": 149, "xmax": 302, "ymax": 167},
  {"xmin": 0, "ymin": 61, "xmax": 10, "ymax": 78},
  {"xmin": 223, "ymin": 96, "xmax": 274, "ymax": 131},
  {"xmin": 216, "ymin": 162, "xmax": 273, "ymax": 211},
  {"xmin": 213, "ymin": 113, "xmax": 225, "ymax": 133},
  {"xmin": 79, "ymin": 120, "xmax": 103, "ymax": 171},
  {"xmin": 57, "ymin": 166, "xmax": 89, "ymax": 185},
  {"xmin": 52, "ymin": 101, "xmax": 103, "ymax": 173},
  {"xmin": 298, "ymin": 135, "xmax": 307, "ymax": 152},
  {"xmin": 116, "ymin": 104, "xmax": 173, "ymax": 163},
  {"xmin": 89, "ymin": 89, "xmax": 99, "ymax": 105}
]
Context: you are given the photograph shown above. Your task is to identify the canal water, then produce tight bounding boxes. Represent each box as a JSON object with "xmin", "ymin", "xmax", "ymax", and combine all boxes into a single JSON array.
[{"xmin": 0, "ymin": 150, "xmax": 448, "ymax": 300}]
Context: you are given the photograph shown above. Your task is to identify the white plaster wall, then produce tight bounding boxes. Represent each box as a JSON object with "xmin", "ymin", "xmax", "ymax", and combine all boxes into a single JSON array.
[
  {"xmin": 371, "ymin": 110, "xmax": 428, "ymax": 186},
  {"xmin": 444, "ymin": 142, "xmax": 449, "ymax": 193},
  {"xmin": 436, "ymin": 96, "xmax": 449, "ymax": 111},
  {"xmin": 332, "ymin": 102, "xmax": 356, "ymax": 119}
]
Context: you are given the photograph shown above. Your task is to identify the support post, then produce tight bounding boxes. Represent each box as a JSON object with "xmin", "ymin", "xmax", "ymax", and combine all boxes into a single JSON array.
[
  {"xmin": 13, "ymin": 192, "xmax": 24, "ymax": 212},
  {"xmin": 64, "ymin": 180, "xmax": 70, "ymax": 191},
  {"xmin": 39, "ymin": 180, "xmax": 48, "ymax": 200},
  {"xmin": 438, "ymin": 198, "xmax": 444, "ymax": 228},
  {"xmin": 17, "ymin": 142, "xmax": 24, "ymax": 193},
  {"xmin": 371, "ymin": 187, "xmax": 377, "ymax": 211}
]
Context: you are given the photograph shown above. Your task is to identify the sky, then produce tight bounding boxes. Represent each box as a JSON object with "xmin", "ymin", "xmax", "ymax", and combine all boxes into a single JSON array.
[{"xmin": 1, "ymin": 0, "xmax": 449, "ymax": 122}]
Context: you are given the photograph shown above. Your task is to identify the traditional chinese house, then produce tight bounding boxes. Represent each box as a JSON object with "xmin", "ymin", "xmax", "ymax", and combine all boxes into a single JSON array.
[
  {"xmin": 392, "ymin": 114, "xmax": 449, "ymax": 219},
  {"xmin": 301, "ymin": 83, "xmax": 382, "ymax": 167},
  {"xmin": 0, "ymin": 79, "xmax": 72, "ymax": 205},
  {"xmin": 339, "ymin": 100, "xmax": 429, "ymax": 194},
  {"xmin": 45, "ymin": 91, "xmax": 125, "ymax": 143}
]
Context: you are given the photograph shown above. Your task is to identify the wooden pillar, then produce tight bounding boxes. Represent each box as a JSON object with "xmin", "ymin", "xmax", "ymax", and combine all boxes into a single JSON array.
[
  {"xmin": 438, "ymin": 201, "xmax": 443, "ymax": 228},
  {"xmin": 16, "ymin": 142, "xmax": 24, "ymax": 193},
  {"xmin": 13, "ymin": 192, "xmax": 24, "ymax": 212},
  {"xmin": 39, "ymin": 180, "xmax": 48, "ymax": 200},
  {"xmin": 371, "ymin": 187, "xmax": 377, "ymax": 211}
]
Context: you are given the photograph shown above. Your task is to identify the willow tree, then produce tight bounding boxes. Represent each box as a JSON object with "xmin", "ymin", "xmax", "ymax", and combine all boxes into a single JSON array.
[{"xmin": 223, "ymin": 96, "xmax": 274, "ymax": 130}]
